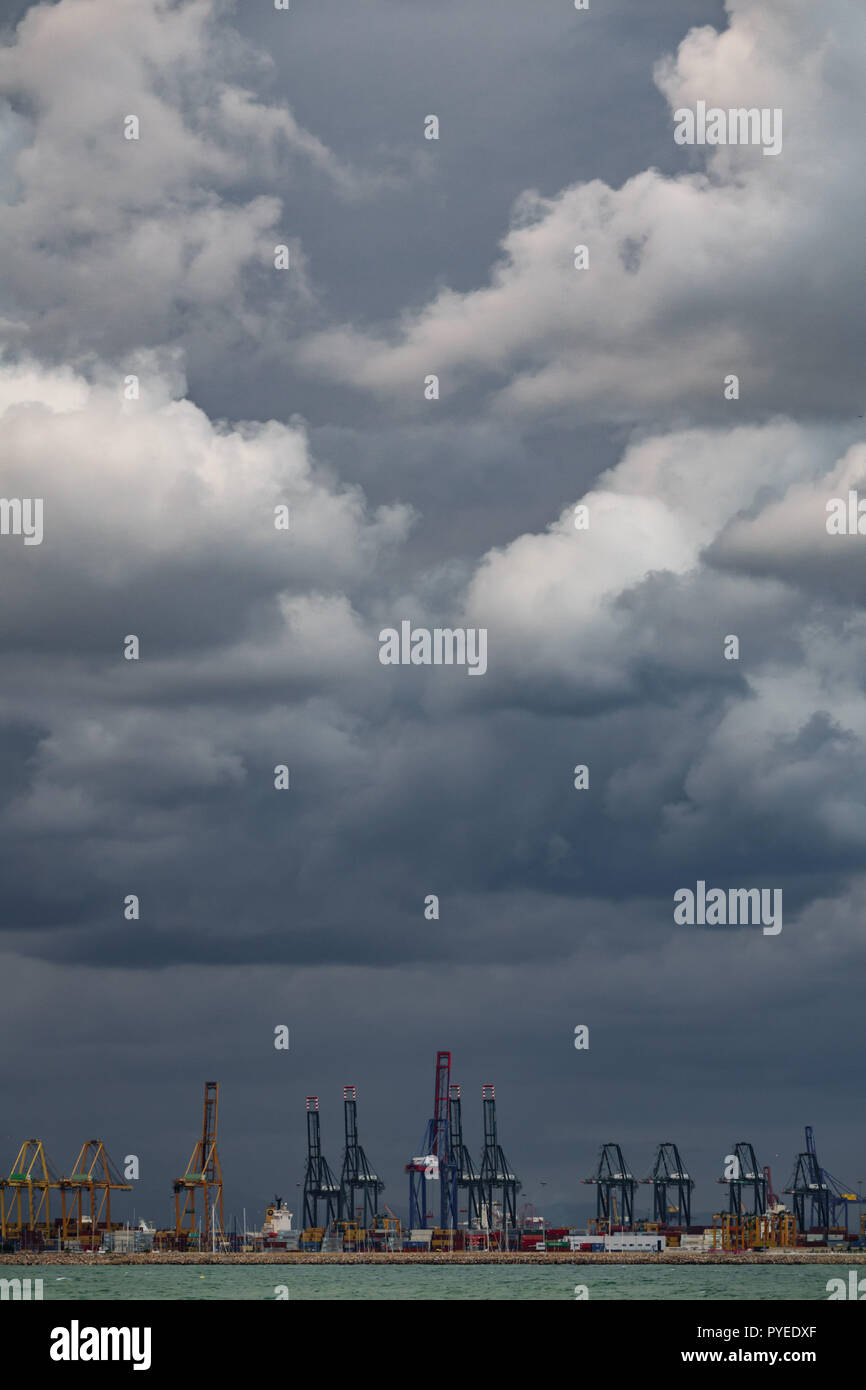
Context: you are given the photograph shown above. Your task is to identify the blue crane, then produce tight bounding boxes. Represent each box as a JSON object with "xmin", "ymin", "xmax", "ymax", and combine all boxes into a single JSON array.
[{"xmin": 784, "ymin": 1126, "xmax": 861, "ymax": 1235}]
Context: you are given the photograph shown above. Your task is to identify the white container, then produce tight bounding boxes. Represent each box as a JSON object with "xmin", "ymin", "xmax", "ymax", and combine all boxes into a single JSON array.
[{"xmin": 604, "ymin": 1233, "xmax": 665, "ymax": 1252}]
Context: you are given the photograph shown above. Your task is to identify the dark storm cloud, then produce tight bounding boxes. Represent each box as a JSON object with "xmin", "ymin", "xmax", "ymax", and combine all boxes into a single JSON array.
[{"xmin": 1, "ymin": 0, "xmax": 865, "ymax": 1231}]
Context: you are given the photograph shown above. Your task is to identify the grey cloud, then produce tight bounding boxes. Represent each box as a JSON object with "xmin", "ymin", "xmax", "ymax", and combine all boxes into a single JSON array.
[{"xmin": 1, "ymin": 0, "xmax": 865, "ymax": 1232}]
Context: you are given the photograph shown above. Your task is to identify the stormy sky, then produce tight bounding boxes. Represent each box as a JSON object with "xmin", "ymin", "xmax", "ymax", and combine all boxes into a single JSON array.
[{"xmin": 1, "ymin": 0, "xmax": 866, "ymax": 1233}]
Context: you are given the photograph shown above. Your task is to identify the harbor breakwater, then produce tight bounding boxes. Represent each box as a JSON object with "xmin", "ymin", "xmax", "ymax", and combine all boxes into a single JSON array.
[{"xmin": 3, "ymin": 1250, "xmax": 864, "ymax": 1267}]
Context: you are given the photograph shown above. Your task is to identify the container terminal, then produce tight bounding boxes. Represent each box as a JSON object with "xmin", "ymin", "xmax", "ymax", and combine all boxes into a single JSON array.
[{"xmin": 1, "ymin": 1052, "xmax": 864, "ymax": 1258}]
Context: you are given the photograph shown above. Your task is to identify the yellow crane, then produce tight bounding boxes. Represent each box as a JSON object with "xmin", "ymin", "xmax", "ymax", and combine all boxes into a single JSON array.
[
  {"xmin": 173, "ymin": 1082, "xmax": 223, "ymax": 1243},
  {"xmin": 61, "ymin": 1141, "xmax": 133, "ymax": 1240},
  {"xmin": 0, "ymin": 1140, "xmax": 62, "ymax": 1240}
]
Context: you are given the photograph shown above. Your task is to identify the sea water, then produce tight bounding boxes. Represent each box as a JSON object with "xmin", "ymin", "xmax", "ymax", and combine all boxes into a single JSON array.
[{"xmin": 0, "ymin": 1263, "xmax": 848, "ymax": 1301}]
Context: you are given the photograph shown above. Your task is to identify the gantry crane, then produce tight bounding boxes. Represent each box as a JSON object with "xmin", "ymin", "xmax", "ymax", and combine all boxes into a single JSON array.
[
  {"xmin": 407, "ymin": 1051, "xmax": 457, "ymax": 1230},
  {"xmin": 784, "ymin": 1126, "xmax": 860, "ymax": 1235},
  {"xmin": 0, "ymin": 1141, "xmax": 62, "ymax": 1242},
  {"xmin": 477, "ymin": 1084, "xmax": 521, "ymax": 1242},
  {"xmin": 173, "ymin": 1081, "xmax": 223, "ymax": 1242},
  {"xmin": 716, "ymin": 1142, "xmax": 767, "ymax": 1217},
  {"xmin": 449, "ymin": 1084, "xmax": 481, "ymax": 1227},
  {"xmin": 302, "ymin": 1097, "xmax": 340, "ymax": 1229},
  {"xmin": 583, "ymin": 1144, "xmax": 637, "ymax": 1230},
  {"xmin": 62, "ymin": 1141, "xmax": 132, "ymax": 1239},
  {"xmin": 642, "ymin": 1143, "xmax": 694, "ymax": 1227},
  {"xmin": 339, "ymin": 1086, "xmax": 383, "ymax": 1226}
]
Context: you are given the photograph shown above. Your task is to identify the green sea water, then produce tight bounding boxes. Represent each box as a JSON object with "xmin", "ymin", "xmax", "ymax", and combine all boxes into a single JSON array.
[{"xmin": 0, "ymin": 1264, "xmax": 852, "ymax": 1300}]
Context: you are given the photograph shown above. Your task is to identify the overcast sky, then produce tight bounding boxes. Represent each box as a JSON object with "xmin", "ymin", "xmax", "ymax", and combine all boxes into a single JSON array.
[{"xmin": 1, "ymin": 0, "xmax": 865, "ymax": 1233}]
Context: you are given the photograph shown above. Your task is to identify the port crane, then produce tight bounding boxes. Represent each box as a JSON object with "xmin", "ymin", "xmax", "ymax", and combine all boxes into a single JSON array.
[
  {"xmin": 63, "ymin": 1141, "xmax": 132, "ymax": 1239},
  {"xmin": 716, "ymin": 1142, "xmax": 767, "ymax": 1217},
  {"xmin": 642, "ymin": 1142, "xmax": 694, "ymax": 1227},
  {"xmin": 583, "ymin": 1144, "xmax": 637, "ymax": 1229},
  {"xmin": 407, "ymin": 1051, "xmax": 458, "ymax": 1229},
  {"xmin": 784, "ymin": 1126, "xmax": 860, "ymax": 1234},
  {"xmin": 0, "ymin": 1141, "xmax": 62, "ymax": 1242},
  {"xmin": 448, "ymin": 1085, "xmax": 481, "ymax": 1227},
  {"xmin": 173, "ymin": 1081, "xmax": 223, "ymax": 1242},
  {"xmin": 338, "ymin": 1086, "xmax": 383, "ymax": 1226},
  {"xmin": 301, "ymin": 1097, "xmax": 340, "ymax": 1229},
  {"xmin": 763, "ymin": 1166, "xmax": 779, "ymax": 1207},
  {"xmin": 477, "ymin": 1084, "xmax": 521, "ymax": 1242}
]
